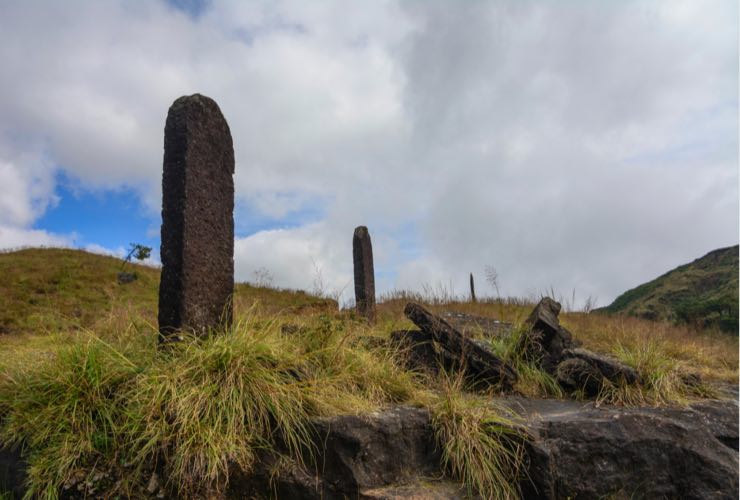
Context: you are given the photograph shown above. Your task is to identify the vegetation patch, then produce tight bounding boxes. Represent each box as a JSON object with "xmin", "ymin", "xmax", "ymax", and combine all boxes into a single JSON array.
[
  {"xmin": 596, "ymin": 245, "xmax": 738, "ymax": 333},
  {"xmin": 0, "ymin": 249, "xmax": 737, "ymax": 498}
]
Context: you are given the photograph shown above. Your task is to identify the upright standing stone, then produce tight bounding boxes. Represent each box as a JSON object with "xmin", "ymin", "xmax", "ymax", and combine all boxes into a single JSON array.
[
  {"xmin": 469, "ymin": 273, "xmax": 476, "ymax": 303},
  {"xmin": 353, "ymin": 226, "xmax": 376, "ymax": 324},
  {"xmin": 158, "ymin": 94, "xmax": 235, "ymax": 342}
]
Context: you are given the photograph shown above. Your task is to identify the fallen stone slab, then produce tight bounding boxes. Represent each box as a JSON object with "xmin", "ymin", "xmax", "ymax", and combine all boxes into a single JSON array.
[
  {"xmin": 403, "ymin": 303, "xmax": 518, "ymax": 389},
  {"xmin": 518, "ymin": 298, "xmax": 573, "ymax": 373},
  {"xmin": 555, "ymin": 347, "xmax": 641, "ymax": 396},
  {"xmin": 562, "ymin": 347, "xmax": 640, "ymax": 384},
  {"xmin": 439, "ymin": 311, "xmax": 513, "ymax": 338}
]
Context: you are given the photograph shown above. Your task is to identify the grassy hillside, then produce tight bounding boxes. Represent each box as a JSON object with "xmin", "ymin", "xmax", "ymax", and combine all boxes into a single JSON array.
[
  {"xmin": 0, "ymin": 247, "xmax": 736, "ymax": 498},
  {"xmin": 0, "ymin": 248, "xmax": 336, "ymax": 337},
  {"xmin": 0, "ymin": 248, "xmax": 160, "ymax": 335},
  {"xmin": 597, "ymin": 245, "xmax": 739, "ymax": 333}
]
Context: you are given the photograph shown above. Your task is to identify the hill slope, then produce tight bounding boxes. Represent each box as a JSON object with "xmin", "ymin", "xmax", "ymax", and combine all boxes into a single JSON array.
[
  {"xmin": 0, "ymin": 248, "xmax": 337, "ymax": 336},
  {"xmin": 598, "ymin": 245, "xmax": 739, "ymax": 332},
  {"xmin": 0, "ymin": 248, "xmax": 160, "ymax": 335}
]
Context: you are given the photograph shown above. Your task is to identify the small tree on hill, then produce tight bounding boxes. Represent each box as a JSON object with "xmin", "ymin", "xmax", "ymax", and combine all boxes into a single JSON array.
[{"xmin": 118, "ymin": 243, "xmax": 152, "ymax": 284}]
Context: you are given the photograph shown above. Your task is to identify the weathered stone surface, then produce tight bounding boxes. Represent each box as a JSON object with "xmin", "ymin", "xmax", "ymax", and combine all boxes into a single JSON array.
[
  {"xmin": 469, "ymin": 273, "xmax": 476, "ymax": 303},
  {"xmin": 562, "ymin": 347, "xmax": 640, "ymax": 386},
  {"xmin": 554, "ymin": 357, "xmax": 604, "ymax": 397},
  {"xmin": 353, "ymin": 226, "xmax": 376, "ymax": 324},
  {"xmin": 440, "ymin": 311, "xmax": 513, "ymax": 338},
  {"xmin": 404, "ymin": 302, "xmax": 518, "ymax": 389},
  {"xmin": 158, "ymin": 94, "xmax": 235, "ymax": 341},
  {"xmin": 505, "ymin": 397, "xmax": 740, "ymax": 500},
  {"xmin": 519, "ymin": 298, "xmax": 573, "ymax": 372},
  {"xmin": 310, "ymin": 406, "xmax": 441, "ymax": 494},
  {"xmin": 689, "ymin": 399, "xmax": 739, "ymax": 450},
  {"xmin": 228, "ymin": 406, "xmax": 441, "ymax": 499},
  {"xmin": 4, "ymin": 399, "xmax": 738, "ymax": 499}
]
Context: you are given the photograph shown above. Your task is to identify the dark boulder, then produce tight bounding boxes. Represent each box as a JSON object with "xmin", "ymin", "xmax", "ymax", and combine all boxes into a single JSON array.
[
  {"xmin": 554, "ymin": 347, "xmax": 641, "ymax": 396},
  {"xmin": 310, "ymin": 406, "xmax": 441, "ymax": 494},
  {"xmin": 4, "ymin": 399, "xmax": 738, "ymax": 499},
  {"xmin": 403, "ymin": 303, "xmax": 518, "ymax": 389},
  {"xmin": 562, "ymin": 348, "xmax": 640, "ymax": 385},
  {"xmin": 228, "ymin": 406, "xmax": 440, "ymax": 499},
  {"xmin": 554, "ymin": 357, "xmax": 604, "ymax": 397},
  {"xmin": 518, "ymin": 298, "xmax": 573, "ymax": 372},
  {"xmin": 688, "ymin": 399, "xmax": 739, "ymax": 450},
  {"xmin": 507, "ymin": 397, "xmax": 740, "ymax": 500}
]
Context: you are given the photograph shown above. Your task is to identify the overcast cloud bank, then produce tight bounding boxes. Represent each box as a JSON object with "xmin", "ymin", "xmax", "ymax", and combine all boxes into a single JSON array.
[{"xmin": 0, "ymin": 0, "xmax": 736, "ymax": 306}]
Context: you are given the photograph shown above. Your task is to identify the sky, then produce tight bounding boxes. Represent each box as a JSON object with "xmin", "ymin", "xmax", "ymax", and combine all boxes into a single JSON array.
[{"xmin": 0, "ymin": 0, "xmax": 737, "ymax": 307}]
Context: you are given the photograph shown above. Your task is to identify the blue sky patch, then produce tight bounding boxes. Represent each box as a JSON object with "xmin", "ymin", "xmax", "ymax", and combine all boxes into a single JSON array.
[{"xmin": 34, "ymin": 174, "xmax": 159, "ymax": 252}]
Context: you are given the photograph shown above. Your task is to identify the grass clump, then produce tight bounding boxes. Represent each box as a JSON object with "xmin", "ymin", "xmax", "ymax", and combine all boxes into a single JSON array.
[
  {"xmin": 595, "ymin": 339, "xmax": 716, "ymax": 406},
  {"xmin": 0, "ymin": 310, "xmax": 420, "ymax": 498},
  {"xmin": 431, "ymin": 375, "xmax": 524, "ymax": 500},
  {"xmin": 488, "ymin": 326, "xmax": 564, "ymax": 399},
  {"xmin": 0, "ymin": 338, "xmax": 141, "ymax": 498},
  {"xmin": 123, "ymin": 319, "xmax": 315, "ymax": 495}
]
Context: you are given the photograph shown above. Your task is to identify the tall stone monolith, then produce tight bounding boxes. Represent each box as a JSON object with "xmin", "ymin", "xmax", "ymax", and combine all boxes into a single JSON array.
[
  {"xmin": 158, "ymin": 94, "xmax": 235, "ymax": 342},
  {"xmin": 470, "ymin": 273, "xmax": 476, "ymax": 303},
  {"xmin": 353, "ymin": 226, "xmax": 376, "ymax": 324}
]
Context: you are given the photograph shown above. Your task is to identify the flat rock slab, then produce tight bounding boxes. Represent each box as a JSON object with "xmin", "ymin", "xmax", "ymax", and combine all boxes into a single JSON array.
[
  {"xmin": 440, "ymin": 311, "xmax": 513, "ymax": 338},
  {"xmin": 230, "ymin": 406, "xmax": 441, "ymax": 499},
  {"xmin": 501, "ymin": 396, "xmax": 739, "ymax": 499}
]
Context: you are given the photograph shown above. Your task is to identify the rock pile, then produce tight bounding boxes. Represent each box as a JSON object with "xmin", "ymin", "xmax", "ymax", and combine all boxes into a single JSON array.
[
  {"xmin": 392, "ymin": 302, "xmax": 518, "ymax": 390},
  {"xmin": 519, "ymin": 297, "xmax": 640, "ymax": 396}
]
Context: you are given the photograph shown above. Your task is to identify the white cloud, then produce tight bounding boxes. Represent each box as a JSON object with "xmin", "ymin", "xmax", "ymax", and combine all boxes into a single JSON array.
[
  {"xmin": 0, "ymin": 0, "xmax": 736, "ymax": 306},
  {"xmin": 0, "ymin": 225, "xmax": 70, "ymax": 250}
]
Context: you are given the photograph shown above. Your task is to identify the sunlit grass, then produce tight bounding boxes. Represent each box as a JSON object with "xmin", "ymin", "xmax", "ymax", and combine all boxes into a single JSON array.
[
  {"xmin": 431, "ymin": 374, "xmax": 524, "ymax": 500},
  {"xmin": 0, "ymin": 250, "xmax": 736, "ymax": 498}
]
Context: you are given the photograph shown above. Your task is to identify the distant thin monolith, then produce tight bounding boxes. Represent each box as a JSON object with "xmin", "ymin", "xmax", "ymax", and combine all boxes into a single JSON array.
[
  {"xmin": 353, "ymin": 226, "xmax": 376, "ymax": 323},
  {"xmin": 470, "ymin": 273, "xmax": 477, "ymax": 303},
  {"xmin": 158, "ymin": 94, "xmax": 235, "ymax": 342}
]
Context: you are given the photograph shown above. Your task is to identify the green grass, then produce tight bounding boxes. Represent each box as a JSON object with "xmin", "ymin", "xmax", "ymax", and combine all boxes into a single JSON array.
[
  {"xmin": 0, "ymin": 310, "xmax": 418, "ymax": 498},
  {"xmin": 431, "ymin": 375, "xmax": 524, "ymax": 500},
  {"xmin": 0, "ymin": 248, "xmax": 737, "ymax": 499}
]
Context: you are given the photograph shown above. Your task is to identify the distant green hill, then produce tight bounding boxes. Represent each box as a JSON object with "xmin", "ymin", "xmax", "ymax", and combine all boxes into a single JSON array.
[{"xmin": 597, "ymin": 245, "xmax": 739, "ymax": 333}]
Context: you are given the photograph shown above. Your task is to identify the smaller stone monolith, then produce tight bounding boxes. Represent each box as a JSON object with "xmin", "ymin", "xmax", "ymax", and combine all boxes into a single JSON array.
[{"xmin": 353, "ymin": 226, "xmax": 376, "ymax": 323}]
